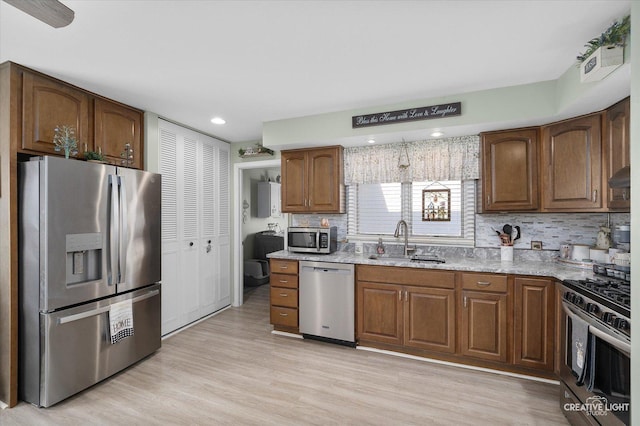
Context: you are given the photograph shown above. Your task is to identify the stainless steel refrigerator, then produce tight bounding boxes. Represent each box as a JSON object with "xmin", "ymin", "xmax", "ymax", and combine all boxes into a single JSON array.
[{"xmin": 19, "ymin": 156, "xmax": 162, "ymax": 407}]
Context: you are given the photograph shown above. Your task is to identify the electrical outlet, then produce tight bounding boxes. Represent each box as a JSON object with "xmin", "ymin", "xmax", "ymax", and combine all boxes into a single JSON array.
[{"xmin": 531, "ymin": 241, "xmax": 542, "ymax": 250}]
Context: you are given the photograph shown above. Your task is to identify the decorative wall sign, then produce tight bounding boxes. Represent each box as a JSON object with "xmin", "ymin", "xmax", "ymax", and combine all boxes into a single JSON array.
[
  {"xmin": 352, "ymin": 102, "xmax": 461, "ymax": 128},
  {"xmin": 422, "ymin": 188, "xmax": 451, "ymax": 222}
]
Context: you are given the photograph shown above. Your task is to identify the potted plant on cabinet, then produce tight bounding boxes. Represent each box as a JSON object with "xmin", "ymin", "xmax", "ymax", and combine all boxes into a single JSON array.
[
  {"xmin": 577, "ymin": 15, "xmax": 630, "ymax": 83},
  {"xmin": 84, "ymin": 150, "xmax": 107, "ymax": 163}
]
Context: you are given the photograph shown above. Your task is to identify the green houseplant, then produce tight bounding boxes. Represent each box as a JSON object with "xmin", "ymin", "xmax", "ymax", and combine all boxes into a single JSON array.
[
  {"xmin": 84, "ymin": 150, "xmax": 106, "ymax": 162},
  {"xmin": 577, "ymin": 15, "xmax": 630, "ymax": 63}
]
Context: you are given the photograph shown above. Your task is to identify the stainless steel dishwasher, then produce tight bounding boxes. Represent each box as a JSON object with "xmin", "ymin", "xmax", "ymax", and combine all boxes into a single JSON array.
[{"xmin": 299, "ymin": 261, "xmax": 355, "ymax": 346}]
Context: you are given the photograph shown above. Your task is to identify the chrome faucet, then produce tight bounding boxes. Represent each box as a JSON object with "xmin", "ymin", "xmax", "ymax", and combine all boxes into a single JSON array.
[{"xmin": 394, "ymin": 220, "xmax": 411, "ymax": 256}]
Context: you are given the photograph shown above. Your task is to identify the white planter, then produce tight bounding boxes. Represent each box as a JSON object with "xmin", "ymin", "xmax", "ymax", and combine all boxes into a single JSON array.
[{"xmin": 580, "ymin": 45, "xmax": 624, "ymax": 83}]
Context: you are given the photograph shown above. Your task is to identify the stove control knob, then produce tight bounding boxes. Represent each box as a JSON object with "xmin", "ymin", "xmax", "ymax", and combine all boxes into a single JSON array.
[
  {"xmin": 575, "ymin": 296, "xmax": 584, "ymax": 305},
  {"xmin": 602, "ymin": 312, "xmax": 616, "ymax": 324},
  {"xmin": 585, "ymin": 303, "xmax": 599, "ymax": 314},
  {"xmin": 564, "ymin": 291, "xmax": 573, "ymax": 302},
  {"xmin": 613, "ymin": 318, "xmax": 628, "ymax": 330}
]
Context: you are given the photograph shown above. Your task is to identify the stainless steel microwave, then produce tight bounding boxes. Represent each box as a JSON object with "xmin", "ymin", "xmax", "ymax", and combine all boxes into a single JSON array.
[{"xmin": 287, "ymin": 226, "xmax": 337, "ymax": 254}]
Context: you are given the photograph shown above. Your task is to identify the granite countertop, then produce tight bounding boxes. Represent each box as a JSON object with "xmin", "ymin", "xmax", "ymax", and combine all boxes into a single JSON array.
[{"xmin": 267, "ymin": 250, "xmax": 597, "ymax": 282}]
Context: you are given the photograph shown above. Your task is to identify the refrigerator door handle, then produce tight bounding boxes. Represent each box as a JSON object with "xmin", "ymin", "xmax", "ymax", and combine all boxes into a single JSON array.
[
  {"xmin": 59, "ymin": 306, "xmax": 110, "ymax": 325},
  {"xmin": 108, "ymin": 175, "xmax": 120, "ymax": 285},
  {"xmin": 57, "ymin": 289, "xmax": 159, "ymax": 325},
  {"xmin": 119, "ymin": 175, "xmax": 128, "ymax": 285}
]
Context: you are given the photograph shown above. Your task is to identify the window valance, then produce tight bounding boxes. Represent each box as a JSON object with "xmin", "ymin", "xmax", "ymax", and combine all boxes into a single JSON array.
[{"xmin": 344, "ymin": 135, "xmax": 480, "ymax": 185}]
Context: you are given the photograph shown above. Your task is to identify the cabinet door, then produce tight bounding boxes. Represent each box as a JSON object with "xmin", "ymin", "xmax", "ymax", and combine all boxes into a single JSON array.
[
  {"xmin": 404, "ymin": 287, "xmax": 456, "ymax": 353},
  {"xmin": 481, "ymin": 129, "xmax": 538, "ymax": 211},
  {"xmin": 604, "ymin": 98, "xmax": 630, "ymax": 210},
  {"xmin": 281, "ymin": 150, "xmax": 307, "ymax": 212},
  {"xmin": 308, "ymin": 146, "xmax": 344, "ymax": 213},
  {"xmin": 22, "ymin": 71, "xmax": 90, "ymax": 155},
  {"xmin": 541, "ymin": 114, "xmax": 602, "ymax": 210},
  {"xmin": 460, "ymin": 291, "xmax": 508, "ymax": 362},
  {"xmin": 94, "ymin": 98, "xmax": 142, "ymax": 169},
  {"xmin": 357, "ymin": 281, "xmax": 403, "ymax": 345},
  {"xmin": 514, "ymin": 278, "xmax": 555, "ymax": 371}
]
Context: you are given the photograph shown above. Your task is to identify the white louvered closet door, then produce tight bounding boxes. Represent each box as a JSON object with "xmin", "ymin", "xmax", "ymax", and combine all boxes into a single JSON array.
[
  {"xmin": 159, "ymin": 125, "xmax": 182, "ymax": 334},
  {"xmin": 158, "ymin": 119, "xmax": 231, "ymax": 335}
]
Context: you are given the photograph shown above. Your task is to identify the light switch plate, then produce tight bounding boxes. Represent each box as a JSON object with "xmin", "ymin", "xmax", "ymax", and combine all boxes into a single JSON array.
[{"xmin": 531, "ymin": 241, "xmax": 542, "ymax": 250}]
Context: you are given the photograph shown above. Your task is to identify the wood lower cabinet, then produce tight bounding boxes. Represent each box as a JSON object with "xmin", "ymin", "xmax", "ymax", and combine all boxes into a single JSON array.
[
  {"xmin": 22, "ymin": 70, "xmax": 90, "ymax": 156},
  {"xmin": 405, "ymin": 286, "xmax": 456, "ymax": 353},
  {"xmin": 603, "ymin": 97, "xmax": 630, "ymax": 210},
  {"xmin": 357, "ymin": 281, "xmax": 403, "ymax": 345},
  {"xmin": 94, "ymin": 98, "xmax": 143, "ymax": 169},
  {"xmin": 541, "ymin": 113, "xmax": 603, "ymax": 211},
  {"xmin": 269, "ymin": 259, "xmax": 299, "ymax": 332},
  {"xmin": 281, "ymin": 146, "xmax": 344, "ymax": 213},
  {"xmin": 513, "ymin": 277, "xmax": 555, "ymax": 371},
  {"xmin": 481, "ymin": 128, "xmax": 539, "ymax": 211},
  {"xmin": 460, "ymin": 290, "xmax": 508, "ymax": 363},
  {"xmin": 356, "ymin": 265, "xmax": 456, "ymax": 354}
]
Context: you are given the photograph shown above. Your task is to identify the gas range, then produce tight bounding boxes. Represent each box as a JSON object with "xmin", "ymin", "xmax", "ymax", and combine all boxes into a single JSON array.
[{"xmin": 562, "ymin": 273, "xmax": 631, "ymax": 340}]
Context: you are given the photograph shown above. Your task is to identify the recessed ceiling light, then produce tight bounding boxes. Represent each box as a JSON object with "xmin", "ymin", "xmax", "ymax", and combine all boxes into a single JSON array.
[
  {"xmin": 431, "ymin": 131, "xmax": 444, "ymax": 137},
  {"xmin": 367, "ymin": 139, "xmax": 376, "ymax": 144},
  {"xmin": 211, "ymin": 117, "xmax": 226, "ymax": 125}
]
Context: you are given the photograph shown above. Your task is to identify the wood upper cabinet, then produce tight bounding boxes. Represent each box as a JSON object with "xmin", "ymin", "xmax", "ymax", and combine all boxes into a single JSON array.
[
  {"xmin": 94, "ymin": 98, "xmax": 143, "ymax": 169},
  {"xmin": 481, "ymin": 128, "xmax": 539, "ymax": 211},
  {"xmin": 603, "ymin": 97, "xmax": 630, "ymax": 210},
  {"xmin": 19, "ymin": 66, "xmax": 144, "ymax": 169},
  {"xmin": 281, "ymin": 146, "xmax": 345, "ymax": 213},
  {"xmin": 541, "ymin": 113, "xmax": 603, "ymax": 211},
  {"xmin": 22, "ymin": 71, "xmax": 90, "ymax": 156},
  {"xmin": 513, "ymin": 278, "xmax": 555, "ymax": 371}
]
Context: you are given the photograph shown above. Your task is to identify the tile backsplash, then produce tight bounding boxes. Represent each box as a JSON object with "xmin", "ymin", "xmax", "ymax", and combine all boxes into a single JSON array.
[
  {"xmin": 290, "ymin": 211, "xmax": 631, "ymax": 257},
  {"xmin": 475, "ymin": 212, "xmax": 630, "ymax": 250}
]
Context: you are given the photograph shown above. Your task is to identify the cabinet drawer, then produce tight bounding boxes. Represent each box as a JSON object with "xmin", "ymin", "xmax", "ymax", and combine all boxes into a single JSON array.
[
  {"xmin": 270, "ymin": 273, "xmax": 298, "ymax": 289},
  {"xmin": 461, "ymin": 273, "xmax": 507, "ymax": 292},
  {"xmin": 270, "ymin": 259, "xmax": 298, "ymax": 275},
  {"xmin": 270, "ymin": 306, "xmax": 298, "ymax": 328},
  {"xmin": 270, "ymin": 287, "xmax": 298, "ymax": 308}
]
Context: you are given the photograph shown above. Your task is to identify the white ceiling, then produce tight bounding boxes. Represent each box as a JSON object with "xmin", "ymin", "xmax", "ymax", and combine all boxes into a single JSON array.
[{"xmin": 0, "ymin": 0, "xmax": 631, "ymax": 145}]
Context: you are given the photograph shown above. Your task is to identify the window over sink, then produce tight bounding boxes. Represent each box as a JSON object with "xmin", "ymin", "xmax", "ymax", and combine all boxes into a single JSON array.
[{"xmin": 346, "ymin": 180, "xmax": 476, "ymax": 246}]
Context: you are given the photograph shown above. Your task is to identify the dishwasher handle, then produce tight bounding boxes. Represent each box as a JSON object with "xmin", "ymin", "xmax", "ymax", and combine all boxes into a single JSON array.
[{"xmin": 301, "ymin": 265, "xmax": 352, "ymax": 275}]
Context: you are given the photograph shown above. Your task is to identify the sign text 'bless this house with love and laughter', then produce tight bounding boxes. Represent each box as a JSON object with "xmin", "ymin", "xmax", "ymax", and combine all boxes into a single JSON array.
[{"xmin": 352, "ymin": 102, "xmax": 462, "ymax": 128}]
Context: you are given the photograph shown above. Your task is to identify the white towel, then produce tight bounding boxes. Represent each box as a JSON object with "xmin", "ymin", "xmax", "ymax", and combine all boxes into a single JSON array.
[{"xmin": 109, "ymin": 299, "xmax": 134, "ymax": 344}]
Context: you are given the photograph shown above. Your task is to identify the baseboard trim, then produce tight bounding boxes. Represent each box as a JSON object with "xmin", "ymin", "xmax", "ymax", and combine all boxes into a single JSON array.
[
  {"xmin": 162, "ymin": 305, "xmax": 232, "ymax": 340},
  {"xmin": 271, "ymin": 330, "xmax": 304, "ymax": 339},
  {"xmin": 356, "ymin": 346, "xmax": 560, "ymax": 385}
]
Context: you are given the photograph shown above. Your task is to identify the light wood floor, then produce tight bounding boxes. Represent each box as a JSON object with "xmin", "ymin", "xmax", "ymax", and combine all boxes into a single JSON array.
[{"xmin": 1, "ymin": 284, "xmax": 568, "ymax": 425}]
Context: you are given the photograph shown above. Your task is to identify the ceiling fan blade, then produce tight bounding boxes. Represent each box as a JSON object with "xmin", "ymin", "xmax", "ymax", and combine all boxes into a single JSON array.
[{"xmin": 2, "ymin": 0, "xmax": 74, "ymax": 28}]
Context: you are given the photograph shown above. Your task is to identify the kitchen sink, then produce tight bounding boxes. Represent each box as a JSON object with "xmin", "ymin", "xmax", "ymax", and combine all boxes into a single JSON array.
[{"xmin": 367, "ymin": 254, "xmax": 445, "ymax": 264}]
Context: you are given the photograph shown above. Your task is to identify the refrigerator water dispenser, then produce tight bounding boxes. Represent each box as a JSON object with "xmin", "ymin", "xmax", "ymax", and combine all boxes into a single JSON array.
[{"xmin": 65, "ymin": 233, "xmax": 103, "ymax": 284}]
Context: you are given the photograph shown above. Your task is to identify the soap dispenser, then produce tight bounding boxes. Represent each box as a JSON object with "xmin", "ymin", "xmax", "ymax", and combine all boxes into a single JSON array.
[{"xmin": 376, "ymin": 238, "xmax": 385, "ymax": 255}]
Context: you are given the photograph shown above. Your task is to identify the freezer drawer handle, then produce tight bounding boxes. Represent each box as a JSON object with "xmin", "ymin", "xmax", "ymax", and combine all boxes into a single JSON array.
[{"xmin": 58, "ymin": 290, "xmax": 160, "ymax": 325}]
